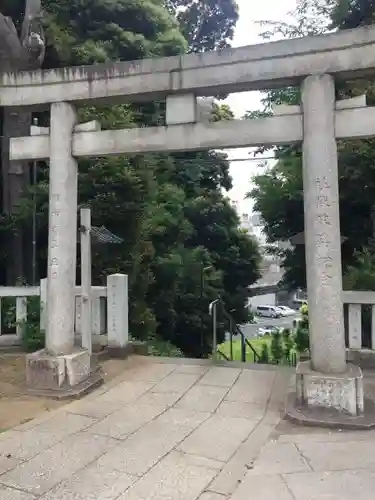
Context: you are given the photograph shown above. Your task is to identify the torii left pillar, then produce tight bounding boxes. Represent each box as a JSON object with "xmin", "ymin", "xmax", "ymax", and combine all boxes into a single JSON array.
[{"xmin": 26, "ymin": 102, "xmax": 101, "ymax": 396}]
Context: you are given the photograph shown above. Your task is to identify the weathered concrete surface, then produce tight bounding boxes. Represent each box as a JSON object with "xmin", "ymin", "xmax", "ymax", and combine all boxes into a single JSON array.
[
  {"xmin": 295, "ymin": 361, "xmax": 364, "ymax": 416},
  {"xmin": 3, "ymin": 25, "xmax": 375, "ymax": 106},
  {"xmin": 46, "ymin": 102, "xmax": 78, "ymax": 356},
  {"xmin": 26, "ymin": 348, "xmax": 91, "ymax": 390},
  {"xmin": 10, "ymin": 106, "xmax": 375, "ymax": 161},
  {"xmin": 302, "ymin": 74, "xmax": 346, "ymax": 374},
  {"xmin": 1, "ymin": 357, "xmax": 375, "ymax": 499}
]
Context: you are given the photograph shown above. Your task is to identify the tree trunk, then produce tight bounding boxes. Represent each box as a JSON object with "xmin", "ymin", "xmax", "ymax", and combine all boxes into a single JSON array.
[{"xmin": 0, "ymin": 1, "xmax": 45, "ymax": 284}]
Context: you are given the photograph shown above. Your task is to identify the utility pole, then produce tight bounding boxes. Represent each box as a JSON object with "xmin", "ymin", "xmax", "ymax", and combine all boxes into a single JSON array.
[{"xmin": 200, "ymin": 264, "xmax": 212, "ymax": 357}]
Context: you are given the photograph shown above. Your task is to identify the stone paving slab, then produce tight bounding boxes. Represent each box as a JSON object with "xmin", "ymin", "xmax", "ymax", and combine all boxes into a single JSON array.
[
  {"xmin": 66, "ymin": 397, "xmax": 128, "ymax": 419},
  {"xmin": 30, "ymin": 411, "xmax": 96, "ymax": 434},
  {"xmin": 209, "ymin": 423, "xmax": 277, "ymax": 496},
  {"xmin": 116, "ymin": 451, "xmax": 218, "ymax": 500},
  {"xmin": 0, "ymin": 412, "xmax": 97, "ymax": 463},
  {"xmin": 230, "ymin": 473, "xmax": 294, "ymax": 500},
  {"xmin": 96, "ymin": 408, "xmax": 209, "ymax": 476},
  {"xmin": 0, "ymin": 454, "xmax": 22, "ymax": 475},
  {"xmin": 225, "ymin": 370, "xmax": 276, "ymax": 405},
  {"xmin": 247, "ymin": 441, "xmax": 311, "ymax": 475},
  {"xmin": 285, "ymin": 470, "xmax": 375, "ymax": 500},
  {"xmin": 87, "ymin": 404, "xmax": 165, "ymax": 439},
  {"xmin": 0, "ymin": 432, "xmax": 117, "ymax": 495},
  {"xmin": 175, "ymin": 384, "xmax": 229, "ymax": 412},
  {"xmin": 155, "ymin": 408, "xmax": 211, "ymax": 428},
  {"xmin": 97, "ymin": 381, "xmax": 156, "ymax": 404},
  {"xmin": 6, "ymin": 359, "xmax": 361, "ymax": 500},
  {"xmin": 198, "ymin": 493, "xmax": 227, "ymax": 500},
  {"xmin": 65, "ymin": 380, "xmax": 155, "ymax": 419},
  {"xmin": 216, "ymin": 400, "xmax": 265, "ymax": 420},
  {"xmin": 277, "ymin": 427, "xmax": 375, "ymax": 443},
  {"xmin": 177, "ymin": 414, "xmax": 258, "ymax": 462},
  {"xmin": 121, "ymin": 363, "xmax": 177, "ymax": 382},
  {"xmin": 0, "ymin": 485, "xmax": 37, "ymax": 500},
  {"xmin": 42, "ymin": 461, "xmax": 137, "ymax": 500},
  {"xmin": 199, "ymin": 367, "xmax": 241, "ymax": 387},
  {"xmin": 174, "ymin": 450, "xmax": 224, "ymax": 471},
  {"xmin": 0, "ymin": 358, "xmax": 373, "ymax": 500},
  {"xmin": 134, "ymin": 390, "xmax": 181, "ymax": 407},
  {"xmin": 209, "ymin": 370, "xmax": 290, "ymax": 497},
  {"xmin": 149, "ymin": 373, "xmax": 201, "ymax": 393},
  {"xmin": 174, "ymin": 364, "xmax": 209, "ymax": 375},
  {"xmin": 0, "ymin": 429, "xmax": 67, "ymax": 461},
  {"xmin": 296, "ymin": 439, "xmax": 375, "ymax": 471}
]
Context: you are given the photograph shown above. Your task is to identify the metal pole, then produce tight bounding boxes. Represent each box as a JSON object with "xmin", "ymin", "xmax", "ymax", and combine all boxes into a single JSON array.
[
  {"xmin": 229, "ymin": 317, "xmax": 233, "ymax": 361},
  {"xmin": 200, "ymin": 263, "xmax": 204, "ymax": 357},
  {"xmin": 229, "ymin": 308, "xmax": 235, "ymax": 361},
  {"xmin": 80, "ymin": 207, "xmax": 92, "ymax": 356},
  {"xmin": 31, "ymin": 118, "xmax": 38, "ymax": 285},
  {"xmin": 209, "ymin": 298, "xmax": 219, "ymax": 362},
  {"xmin": 241, "ymin": 334, "xmax": 246, "ymax": 362},
  {"xmin": 31, "ymin": 160, "xmax": 37, "ymax": 285},
  {"xmin": 200, "ymin": 265, "xmax": 213, "ymax": 358},
  {"xmin": 213, "ymin": 303, "xmax": 217, "ymax": 362}
]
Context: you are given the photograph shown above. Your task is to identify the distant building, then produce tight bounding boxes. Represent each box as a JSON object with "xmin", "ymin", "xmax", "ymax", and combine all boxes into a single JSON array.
[
  {"xmin": 251, "ymin": 212, "xmax": 264, "ymax": 227},
  {"xmin": 239, "ymin": 212, "xmax": 254, "ymax": 234},
  {"xmin": 233, "ymin": 206, "xmax": 292, "ymax": 254}
]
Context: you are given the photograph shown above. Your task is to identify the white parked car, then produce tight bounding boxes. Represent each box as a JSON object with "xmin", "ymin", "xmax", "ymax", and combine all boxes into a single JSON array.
[
  {"xmin": 257, "ymin": 325, "xmax": 280, "ymax": 337},
  {"xmin": 255, "ymin": 305, "xmax": 282, "ymax": 318},
  {"xmin": 276, "ymin": 306, "xmax": 296, "ymax": 316}
]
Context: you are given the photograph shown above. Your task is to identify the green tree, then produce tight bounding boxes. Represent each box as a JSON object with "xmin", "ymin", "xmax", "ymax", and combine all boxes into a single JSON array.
[
  {"xmin": 259, "ymin": 342, "xmax": 270, "ymax": 363},
  {"xmin": 282, "ymin": 328, "xmax": 294, "ymax": 362},
  {"xmin": 2, "ymin": 0, "xmax": 261, "ymax": 358},
  {"xmin": 331, "ymin": 0, "xmax": 375, "ymax": 29},
  {"xmin": 295, "ymin": 304, "xmax": 309, "ymax": 354},
  {"xmin": 270, "ymin": 330, "xmax": 283, "ymax": 364},
  {"xmin": 165, "ymin": 0, "xmax": 239, "ymax": 52},
  {"xmin": 247, "ymin": 0, "xmax": 375, "ymax": 290},
  {"xmin": 148, "ymin": 151, "xmax": 260, "ymax": 356},
  {"xmin": 344, "ymin": 248, "xmax": 375, "ymax": 291}
]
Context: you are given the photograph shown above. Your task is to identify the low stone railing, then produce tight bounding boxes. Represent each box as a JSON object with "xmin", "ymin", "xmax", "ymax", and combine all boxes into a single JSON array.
[
  {"xmin": 343, "ymin": 291, "xmax": 375, "ymax": 369},
  {"xmin": 0, "ymin": 273, "xmax": 128, "ymax": 348},
  {"xmin": 0, "ymin": 285, "xmax": 39, "ymax": 340},
  {"xmin": 343, "ymin": 291, "xmax": 375, "ymax": 350}
]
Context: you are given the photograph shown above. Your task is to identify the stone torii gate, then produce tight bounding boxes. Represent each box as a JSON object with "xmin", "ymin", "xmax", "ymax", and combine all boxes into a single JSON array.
[{"xmin": 4, "ymin": 25, "xmax": 375, "ymax": 422}]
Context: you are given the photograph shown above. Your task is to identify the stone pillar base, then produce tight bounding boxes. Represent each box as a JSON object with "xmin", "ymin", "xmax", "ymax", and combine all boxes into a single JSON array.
[
  {"xmin": 296, "ymin": 360, "xmax": 364, "ymax": 416},
  {"xmin": 26, "ymin": 347, "xmax": 103, "ymax": 399},
  {"xmin": 284, "ymin": 361, "xmax": 375, "ymax": 429}
]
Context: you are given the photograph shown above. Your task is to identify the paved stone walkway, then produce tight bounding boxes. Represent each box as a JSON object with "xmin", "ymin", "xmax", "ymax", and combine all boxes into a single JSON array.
[{"xmin": 0, "ymin": 356, "xmax": 374, "ymax": 499}]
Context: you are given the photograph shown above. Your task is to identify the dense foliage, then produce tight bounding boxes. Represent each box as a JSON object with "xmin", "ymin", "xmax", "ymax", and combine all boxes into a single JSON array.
[
  {"xmin": 248, "ymin": 0, "xmax": 375, "ymax": 291},
  {"xmin": 0, "ymin": 0, "xmax": 261, "ymax": 357}
]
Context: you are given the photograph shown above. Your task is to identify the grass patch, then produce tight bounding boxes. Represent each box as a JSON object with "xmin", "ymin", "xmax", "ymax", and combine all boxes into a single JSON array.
[
  {"xmin": 218, "ymin": 336, "xmax": 270, "ymax": 362},
  {"xmin": 218, "ymin": 335, "xmax": 297, "ymax": 365}
]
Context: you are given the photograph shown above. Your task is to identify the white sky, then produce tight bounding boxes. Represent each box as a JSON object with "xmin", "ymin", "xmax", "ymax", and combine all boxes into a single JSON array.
[{"xmin": 225, "ymin": 0, "xmax": 297, "ymax": 214}]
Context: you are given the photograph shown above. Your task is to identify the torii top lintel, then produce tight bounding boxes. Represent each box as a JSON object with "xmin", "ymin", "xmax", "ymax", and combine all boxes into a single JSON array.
[{"xmin": 2, "ymin": 25, "xmax": 375, "ymax": 107}]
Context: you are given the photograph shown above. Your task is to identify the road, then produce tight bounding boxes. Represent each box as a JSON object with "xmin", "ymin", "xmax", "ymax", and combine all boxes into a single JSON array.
[{"xmin": 236, "ymin": 314, "xmax": 301, "ymax": 339}]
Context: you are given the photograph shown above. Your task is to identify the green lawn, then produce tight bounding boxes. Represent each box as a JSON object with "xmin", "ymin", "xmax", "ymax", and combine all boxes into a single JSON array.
[
  {"xmin": 218, "ymin": 335, "xmax": 271, "ymax": 362},
  {"xmin": 218, "ymin": 335, "xmax": 297, "ymax": 365}
]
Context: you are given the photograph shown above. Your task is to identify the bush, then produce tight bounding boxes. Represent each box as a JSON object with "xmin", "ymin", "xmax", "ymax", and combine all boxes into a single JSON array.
[
  {"xmin": 271, "ymin": 330, "xmax": 283, "ymax": 364},
  {"xmin": 259, "ymin": 342, "xmax": 269, "ymax": 363},
  {"xmin": 147, "ymin": 338, "xmax": 184, "ymax": 357},
  {"xmin": 294, "ymin": 325, "xmax": 309, "ymax": 354},
  {"xmin": 20, "ymin": 297, "xmax": 45, "ymax": 353},
  {"xmin": 282, "ymin": 328, "xmax": 295, "ymax": 362},
  {"xmin": 1, "ymin": 297, "xmax": 17, "ymax": 333},
  {"xmin": 295, "ymin": 305, "xmax": 309, "ymax": 354}
]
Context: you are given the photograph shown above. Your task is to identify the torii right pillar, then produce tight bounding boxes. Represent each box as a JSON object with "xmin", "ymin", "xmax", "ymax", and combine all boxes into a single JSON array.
[{"xmin": 289, "ymin": 74, "xmax": 364, "ymax": 423}]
